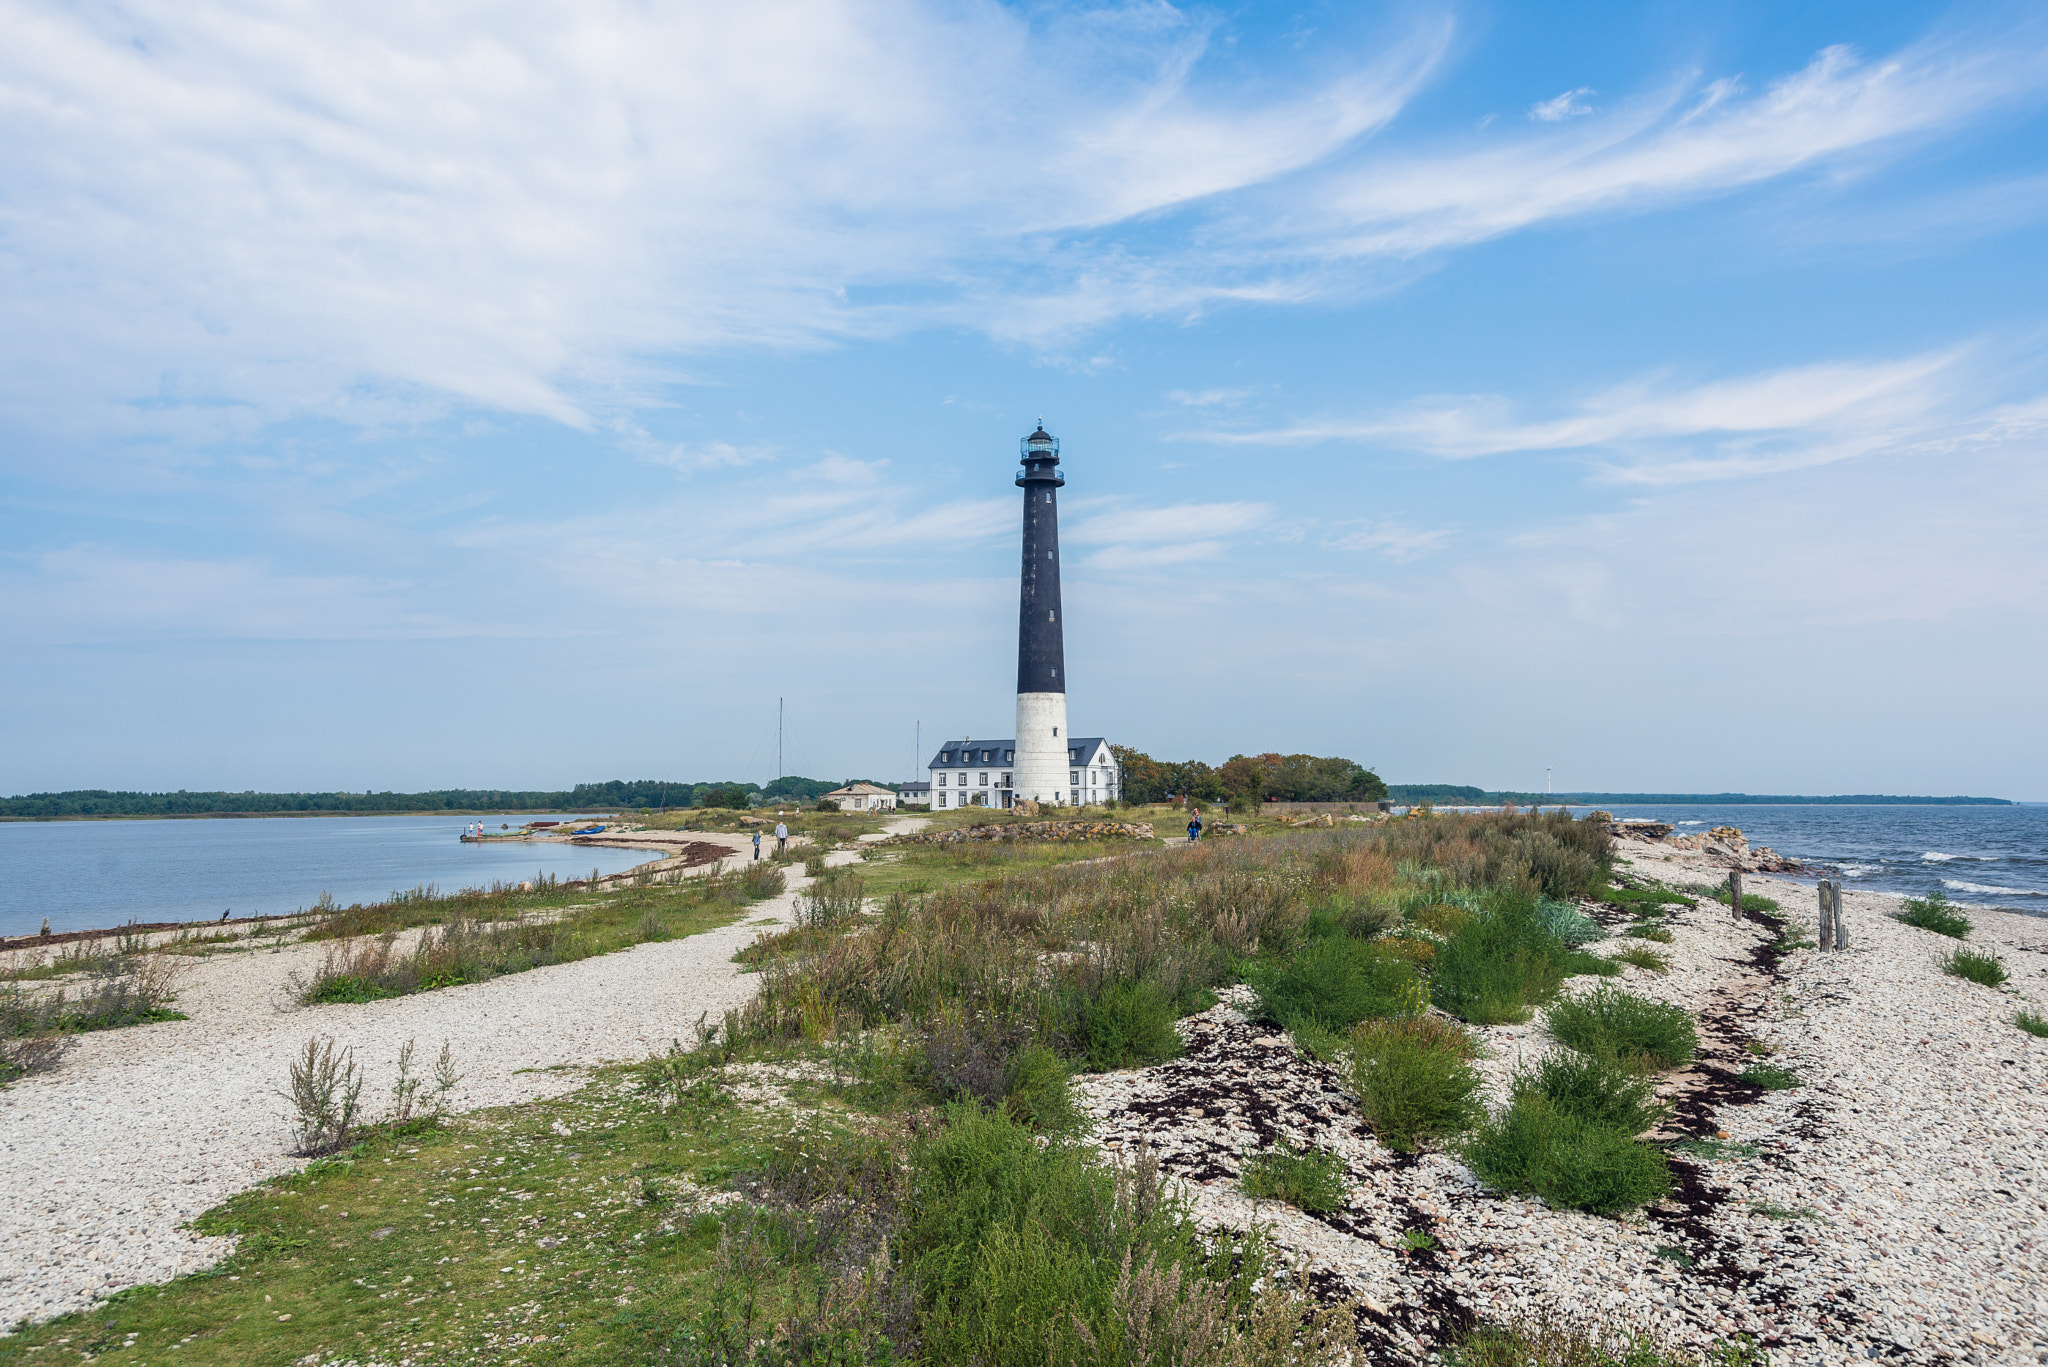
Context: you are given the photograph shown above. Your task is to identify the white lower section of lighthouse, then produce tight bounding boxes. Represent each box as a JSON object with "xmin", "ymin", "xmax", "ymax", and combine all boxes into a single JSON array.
[{"xmin": 1012, "ymin": 691, "xmax": 1071, "ymax": 804}]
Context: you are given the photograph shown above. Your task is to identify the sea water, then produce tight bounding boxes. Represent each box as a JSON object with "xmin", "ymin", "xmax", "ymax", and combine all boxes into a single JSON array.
[
  {"xmin": 0, "ymin": 813, "xmax": 662, "ymax": 939},
  {"xmin": 1596, "ymin": 803, "xmax": 2048, "ymax": 915}
]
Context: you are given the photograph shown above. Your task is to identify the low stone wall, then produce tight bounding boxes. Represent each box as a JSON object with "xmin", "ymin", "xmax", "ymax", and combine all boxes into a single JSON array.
[{"xmin": 877, "ymin": 819, "xmax": 1156, "ymax": 846}]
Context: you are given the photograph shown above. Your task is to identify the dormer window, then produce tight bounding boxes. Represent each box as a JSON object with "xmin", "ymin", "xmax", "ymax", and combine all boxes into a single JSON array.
[{"xmin": 941, "ymin": 752, "xmax": 953, "ymax": 764}]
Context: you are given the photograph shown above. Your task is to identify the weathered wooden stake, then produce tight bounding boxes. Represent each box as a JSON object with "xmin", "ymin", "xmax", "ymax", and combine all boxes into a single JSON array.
[
  {"xmin": 1729, "ymin": 869, "xmax": 1744, "ymax": 919},
  {"xmin": 1831, "ymin": 882, "xmax": 1848, "ymax": 951},
  {"xmin": 1818, "ymin": 881, "xmax": 1835, "ymax": 950}
]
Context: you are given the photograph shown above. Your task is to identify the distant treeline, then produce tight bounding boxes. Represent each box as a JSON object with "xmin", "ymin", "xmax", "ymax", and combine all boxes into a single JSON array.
[
  {"xmin": 1385, "ymin": 785, "xmax": 2012, "ymax": 806},
  {"xmin": 0, "ymin": 775, "xmax": 895, "ymax": 819},
  {"xmin": 1113, "ymin": 749, "xmax": 1387, "ymax": 805}
]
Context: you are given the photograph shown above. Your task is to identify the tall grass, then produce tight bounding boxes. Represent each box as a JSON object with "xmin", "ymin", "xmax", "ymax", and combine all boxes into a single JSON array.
[
  {"xmin": 0, "ymin": 953, "xmax": 183, "ymax": 1037},
  {"xmin": 1462, "ymin": 1095, "xmax": 1671, "ymax": 1215}
]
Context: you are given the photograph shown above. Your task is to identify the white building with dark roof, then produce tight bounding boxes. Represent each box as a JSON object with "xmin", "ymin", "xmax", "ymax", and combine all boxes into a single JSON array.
[{"xmin": 926, "ymin": 736, "xmax": 1118, "ymax": 810}]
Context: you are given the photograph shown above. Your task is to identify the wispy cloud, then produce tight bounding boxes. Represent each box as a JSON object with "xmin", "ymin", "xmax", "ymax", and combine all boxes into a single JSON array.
[
  {"xmin": 1529, "ymin": 87, "xmax": 1595, "ymax": 122},
  {"xmin": 1166, "ymin": 387, "xmax": 1259, "ymax": 408},
  {"xmin": 1084, "ymin": 541, "xmax": 1225, "ymax": 571},
  {"xmin": 1324, "ymin": 521, "xmax": 1453, "ymax": 561},
  {"xmin": 1181, "ymin": 349, "xmax": 1966, "ymax": 483},
  {"xmin": 1066, "ymin": 501, "xmax": 1273, "ymax": 544},
  {"xmin": 1299, "ymin": 36, "xmax": 2048, "ymax": 260}
]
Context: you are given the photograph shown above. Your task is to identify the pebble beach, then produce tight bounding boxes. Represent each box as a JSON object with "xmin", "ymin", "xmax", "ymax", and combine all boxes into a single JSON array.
[
  {"xmin": 2, "ymin": 824, "xmax": 2044, "ymax": 1365},
  {"xmin": 1075, "ymin": 839, "xmax": 2048, "ymax": 1365}
]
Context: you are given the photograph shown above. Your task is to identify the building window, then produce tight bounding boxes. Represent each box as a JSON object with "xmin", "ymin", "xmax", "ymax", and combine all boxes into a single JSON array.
[
  {"xmin": 941, "ymin": 752, "xmax": 952, "ymax": 763},
  {"xmin": 979, "ymin": 772, "xmax": 988, "ymax": 786},
  {"xmin": 1004, "ymin": 750, "xmax": 1013, "ymax": 761},
  {"xmin": 1002, "ymin": 773, "xmax": 1011, "ymax": 786},
  {"xmin": 1070, "ymin": 771, "xmax": 1079, "ymax": 785}
]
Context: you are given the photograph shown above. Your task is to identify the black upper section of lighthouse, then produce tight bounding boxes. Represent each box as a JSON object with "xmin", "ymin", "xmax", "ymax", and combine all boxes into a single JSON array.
[{"xmin": 1016, "ymin": 424, "xmax": 1066, "ymax": 695}]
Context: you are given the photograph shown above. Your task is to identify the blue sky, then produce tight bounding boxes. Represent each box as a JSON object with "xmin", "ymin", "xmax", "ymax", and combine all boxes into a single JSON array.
[{"xmin": 3, "ymin": 0, "xmax": 2045, "ymax": 798}]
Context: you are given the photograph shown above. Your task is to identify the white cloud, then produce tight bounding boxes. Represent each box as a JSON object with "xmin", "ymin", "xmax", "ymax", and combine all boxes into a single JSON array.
[
  {"xmin": 1299, "ymin": 37, "xmax": 2048, "ymax": 260},
  {"xmin": 1166, "ymin": 387, "xmax": 1259, "ymax": 408},
  {"xmin": 1182, "ymin": 349, "xmax": 1968, "ymax": 483},
  {"xmin": 1324, "ymin": 521, "xmax": 1453, "ymax": 561},
  {"xmin": 1066, "ymin": 501, "xmax": 1272, "ymax": 544},
  {"xmin": 0, "ymin": 0, "xmax": 1450, "ymax": 434},
  {"xmin": 0, "ymin": 548, "xmax": 453, "ymax": 643},
  {"xmin": 1529, "ymin": 87, "xmax": 1595, "ymax": 122},
  {"xmin": 1084, "ymin": 541, "xmax": 1224, "ymax": 570}
]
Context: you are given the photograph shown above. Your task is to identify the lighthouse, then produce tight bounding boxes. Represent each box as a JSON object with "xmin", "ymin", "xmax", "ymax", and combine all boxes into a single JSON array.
[
  {"xmin": 918, "ymin": 421, "xmax": 1120, "ymax": 812},
  {"xmin": 1012, "ymin": 422, "xmax": 1070, "ymax": 805}
]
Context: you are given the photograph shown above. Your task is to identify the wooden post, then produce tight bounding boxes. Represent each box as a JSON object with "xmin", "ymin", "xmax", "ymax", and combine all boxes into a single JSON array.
[
  {"xmin": 1818, "ymin": 881, "xmax": 1835, "ymax": 951},
  {"xmin": 1729, "ymin": 869, "xmax": 1744, "ymax": 919},
  {"xmin": 1832, "ymin": 882, "xmax": 1848, "ymax": 951}
]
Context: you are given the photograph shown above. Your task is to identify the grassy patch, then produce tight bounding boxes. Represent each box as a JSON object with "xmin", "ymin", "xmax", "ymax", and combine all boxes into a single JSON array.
[
  {"xmin": 1895, "ymin": 890, "xmax": 1972, "ymax": 939},
  {"xmin": 1624, "ymin": 924, "xmax": 1674, "ymax": 943},
  {"xmin": 2013, "ymin": 1010, "xmax": 2048, "ymax": 1038},
  {"xmin": 1738, "ymin": 1063, "xmax": 1800, "ymax": 1091},
  {"xmin": 1240, "ymin": 1139, "xmax": 1350, "ymax": 1213},
  {"xmin": 300, "ymin": 870, "xmax": 774, "ymax": 1003},
  {"xmin": 1941, "ymin": 947, "xmax": 2008, "ymax": 987},
  {"xmin": 1462, "ymin": 1096, "xmax": 1671, "ymax": 1216},
  {"xmin": 1700, "ymin": 886, "xmax": 1780, "ymax": 914},
  {"xmin": 0, "ymin": 952, "xmax": 185, "ymax": 1040},
  {"xmin": 1347, "ymin": 1016, "xmax": 1484, "ymax": 1153},
  {"xmin": 1671, "ymin": 1138, "xmax": 1761, "ymax": 1161},
  {"xmin": 1608, "ymin": 945, "xmax": 1671, "ymax": 974},
  {"xmin": 1546, "ymin": 986, "xmax": 1698, "ymax": 1070},
  {"xmin": 1449, "ymin": 1315, "xmax": 1763, "ymax": 1367},
  {"xmin": 1066, "ymin": 977, "xmax": 1194, "ymax": 1072}
]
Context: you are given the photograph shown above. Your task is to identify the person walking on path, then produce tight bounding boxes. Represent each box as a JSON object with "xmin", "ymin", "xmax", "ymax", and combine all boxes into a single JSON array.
[
  {"xmin": 775, "ymin": 822, "xmax": 788, "ymax": 854},
  {"xmin": 1186, "ymin": 814, "xmax": 1202, "ymax": 843},
  {"xmin": 751, "ymin": 831, "xmax": 762, "ymax": 861}
]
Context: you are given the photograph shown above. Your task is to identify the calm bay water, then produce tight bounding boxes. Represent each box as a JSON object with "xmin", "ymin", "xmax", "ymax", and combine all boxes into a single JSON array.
[
  {"xmin": 0, "ymin": 814, "xmax": 661, "ymax": 939},
  {"xmin": 1594, "ymin": 803, "xmax": 2048, "ymax": 915}
]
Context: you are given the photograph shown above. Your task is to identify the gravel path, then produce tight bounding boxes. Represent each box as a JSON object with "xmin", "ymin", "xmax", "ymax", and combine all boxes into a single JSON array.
[
  {"xmin": 0, "ymin": 822, "xmax": 913, "ymax": 1329},
  {"xmin": 1075, "ymin": 843, "xmax": 2048, "ymax": 1365}
]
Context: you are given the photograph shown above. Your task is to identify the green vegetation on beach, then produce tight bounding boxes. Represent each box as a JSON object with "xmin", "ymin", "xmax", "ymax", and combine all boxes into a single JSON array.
[{"xmin": 6, "ymin": 807, "xmax": 1771, "ymax": 1362}]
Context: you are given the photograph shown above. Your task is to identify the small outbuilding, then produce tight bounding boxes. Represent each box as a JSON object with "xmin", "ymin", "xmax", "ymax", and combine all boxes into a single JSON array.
[
  {"xmin": 896, "ymin": 781, "xmax": 932, "ymax": 807},
  {"xmin": 821, "ymin": 782, "xmax": 898, "ymax": 812}
]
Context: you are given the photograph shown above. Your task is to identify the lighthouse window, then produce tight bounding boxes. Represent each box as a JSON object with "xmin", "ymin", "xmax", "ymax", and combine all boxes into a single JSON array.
[
  {"xmin": 1048, "ymin": 610, "xmax": 1055, "ymax": 621},
  {"xmin": 1047, "ymin": 550, "xmax": 1053, "ymax": 559},
  {"xmin": 1045, "ymin": 492, "xmax": 1052, "ymax": 503}
]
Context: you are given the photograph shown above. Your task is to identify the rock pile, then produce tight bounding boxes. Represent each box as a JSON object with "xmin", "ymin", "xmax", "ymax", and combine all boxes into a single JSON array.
[{"xmin": 874, "ymin": 819, "xmax": 1156, "ymax": 846}]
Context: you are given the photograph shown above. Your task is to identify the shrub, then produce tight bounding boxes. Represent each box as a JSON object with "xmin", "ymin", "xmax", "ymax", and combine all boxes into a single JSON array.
[
  {"xmin": 1895, "ymin": 891, "xmax": 1971, "ymax": 939},
  {"xmin": 1349, "ymin": 1016, "xmax": 1484, "ymax": 1152},
  {"xmin": 1066, "ymin": 978, "xmax": 1187, "ymax": 1072},
  {"xmin": 1001, "ymin": 1044, "xmax": 1080, "ymax": 1134},
  {"xmin": 1430, "ymin": 897, "xmax": 1572, "ymax": 1025},
  {"xmin": 1941, "ymin": 947, "xmax": 2008, "ymax": 987},
  {"xmin": 1250, "ymin": 937, "xmax": 1426, "ymax": 1036},
  {"xmin": 1564, "ymin": 953, "xmax": 1623, "ymax": 978},
  {"xmin": 1240, "ymin": 1139, "xmax": 1349, "ymax": 1213},
  {"xmin": 0, "ymin": 1031, "xmax": 66, "ymax": 1087},
  {"xmin": 1625, "ymin": 924, "xmax": 1674, "ymax": 943},
  {"xmin": 1462, "ymin": 1095, "xmax": 1671, "ymax": 1215},
  {"xmin": 1546, "ymin": 986, "xmax": 1697, "ymax": 1070},
  {"xmin": 2013, "ymin": 1011, "xmax": 2048, "ymax": 1038},
  {"xmin": 738, "ymin": 861, "xmax": 788, "ymax": 900},
  {"xmin": 280, "ymin": 1035, "xmax": 365, "ymax": 1155},
  {"xmin": 1739, "ymin": 1063, "xmax": 1800, "ymax": 1091},
  {"xmin": 796, "ymin": 872, "xmax": 867, "ymax": 932},
  {"xmin": 1513, "ymin": 1052, "xmax": 1669, "ymax": 1135}
]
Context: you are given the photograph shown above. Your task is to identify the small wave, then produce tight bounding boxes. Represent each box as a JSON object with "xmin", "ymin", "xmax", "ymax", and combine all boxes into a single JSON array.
[
  {"xmin": 1838, "ymin": 865, "xmax": 1877, "ymax": 877},
  {"xmin": 1941, "ymin": 879, "xmax": 2046, "ymax": 897},
  {"xmin": 1678, "ymin": 821, "xmax": 1705, "ymax": 826},
  {"xmin": 1922, "ymin": 852, "xmax": 1956, "ymax": 862},
  {"xmin": 1923, "ymin": 852, "xmax": 1997, "ymax": 862}
]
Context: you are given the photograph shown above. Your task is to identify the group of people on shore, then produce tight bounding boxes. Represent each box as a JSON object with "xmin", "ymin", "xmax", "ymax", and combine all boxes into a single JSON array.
[{"xmin": 750, "ymin": 822, "xmax": 789, "ymax": 859}]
